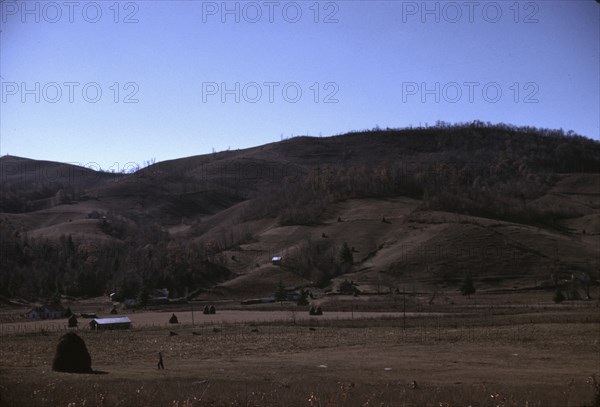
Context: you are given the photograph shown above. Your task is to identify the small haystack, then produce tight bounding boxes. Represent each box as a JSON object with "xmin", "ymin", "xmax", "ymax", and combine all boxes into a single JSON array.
[
  {"xmin": 203, "ymin": 305, "xmax": 210, "ymax": 315},
  {"xmin": 209, "ymin": 305, "xmax": 216, "ymax": 315},
  {"xmin": 52, "ymin": 332, "xmax": 92, "ymax": 373},
  {"xmin": 68, "ymin": 315, "xmax": 78, "ymax": 328},
  {"xmin": 169, "ymin": 313, "xmax": 179, "ymax": 324}
]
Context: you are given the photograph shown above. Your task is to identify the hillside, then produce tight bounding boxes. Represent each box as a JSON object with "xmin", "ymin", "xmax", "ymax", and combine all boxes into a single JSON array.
[
  {"xmin": 0, "ymin": 155, "xmax": 122, "ymax": 214},
  {"xmin": 1, "ymin": 123, "xmax": 599, "ymax": 302}
]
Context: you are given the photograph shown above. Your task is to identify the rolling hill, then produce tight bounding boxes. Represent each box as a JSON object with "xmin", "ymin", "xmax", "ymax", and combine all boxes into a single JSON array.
[{"xmin": 1, "ymin": 122, "xmax": 599, "ymax": 302}]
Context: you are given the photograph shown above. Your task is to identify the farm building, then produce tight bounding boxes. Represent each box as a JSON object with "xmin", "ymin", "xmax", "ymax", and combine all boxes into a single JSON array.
[
  {"xmin": 150, "ymin": 288, "xmax": 170, "ymax": 304},
  {"xmin": 272, "ymin": 256, "xmax": 282, "ymax": 265},
  {"xmin": 283, "ymin": 287, "xmax": 301, "ymax": 301},
  {"xmin": 123, "ymin": 298, "xmax": 138, "ymax": 307},
  {"xmin": 89, "ymin": 317, "xmax": 132, "ymax": 331},
  {"xmin": 241, "ymin": 297, "xmax": 276, "ymax": 305},
  {"xmin": 152, "ymin": 288, "xmax": 169, "ymax": 299},
  {"xmin": 25, "ymin": 304, "xmax": 66, "ymax": 320}
]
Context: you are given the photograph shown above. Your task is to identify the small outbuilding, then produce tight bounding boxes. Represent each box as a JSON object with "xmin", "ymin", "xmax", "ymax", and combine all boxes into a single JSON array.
[
  {"xmin": 152, "ymin": 288, "xmax": 170, "ymax": 303},
  {"xmin": 89, "ymin": 316, "xmax": 132, "ymax": 331},
  {"xmin": 124, "ymin": 299, "xmax": 138, "ymax": 308},
  {"xmin": 272, "ymin": 256, "xmax": 282, "ymax": 265},
  {"xmin": 25, "ymin": 304, "xmax": 66, "ymax": 320}
]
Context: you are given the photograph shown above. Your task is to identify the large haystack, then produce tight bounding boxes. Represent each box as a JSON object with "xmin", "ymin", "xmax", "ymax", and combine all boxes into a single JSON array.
[{"xmin": 52, "ymin": 332, "xmax": 92, "ymax": 373}]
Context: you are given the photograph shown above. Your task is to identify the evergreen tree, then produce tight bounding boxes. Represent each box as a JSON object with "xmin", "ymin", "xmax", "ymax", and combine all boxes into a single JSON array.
[
  {"xmin": 553, "ymin": 288, "xmax": 565, "ymax": 304},
  {"xmin": 67, "ymin": 234, "xmax": 75, "ymax": 253},
  {"xmin": 137, "ymin": 285, "xmax": 150, "ymax": 308},
  {"xmin": 460, "ymin": 273, "xmax": 476, "ymax": 298},
  {"xmin": 49, "ymin": 289, "xmax": 62, "ymax": 305},
  {"xmin": 275, "ymin": 280, "xmax": 287, "ymax": 304},
  {"xmin": 339, "ymin": 242, "xmax": 353, "ymax": 265},
  {"xmin": 296, "ymin": 289, "xmax": 309, "ymax": 306}
]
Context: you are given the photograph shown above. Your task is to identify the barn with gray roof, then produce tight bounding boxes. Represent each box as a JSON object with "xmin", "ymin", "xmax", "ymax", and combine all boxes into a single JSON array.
[{"xmin": 89, "ymin": 316, "xmax": 132, "ymax": 330}]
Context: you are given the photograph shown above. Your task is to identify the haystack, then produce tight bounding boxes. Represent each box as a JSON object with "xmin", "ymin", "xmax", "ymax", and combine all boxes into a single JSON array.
[
  {"xmin": 52, "ymin": 332, "xmax": 92, "ymax": 373},
  {"xmin": 169, "ymin": 313, "xmax": 179, "ymax": 324}
]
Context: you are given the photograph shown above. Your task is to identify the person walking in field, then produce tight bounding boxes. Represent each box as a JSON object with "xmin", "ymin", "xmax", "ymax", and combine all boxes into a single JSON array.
[{"xmin": 157, "ymin": 352, "xmax": 164, "ymax": 369}]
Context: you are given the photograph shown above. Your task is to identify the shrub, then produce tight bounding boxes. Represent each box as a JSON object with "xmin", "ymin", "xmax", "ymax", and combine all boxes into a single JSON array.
[
  {"xmin": 297, "ymin": 289, "xmax": 309, "ymax": 306},
  {"xmin": 460, "ymin": 273, "xmax": 476, "ymax": 298},
  {"xmin": 553, "ymin": 289, "xmax": 565, "ymax": 304},
  {"xmin": 275, "ymin": 281, "xmax": 287, "ymax": 304},
  {"xmin": 338, "ymin": 243, "xmax": 353, "ymax": 265}
]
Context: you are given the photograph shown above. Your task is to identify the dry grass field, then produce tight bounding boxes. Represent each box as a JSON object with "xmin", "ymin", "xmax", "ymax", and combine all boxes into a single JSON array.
[{"xmin": 1, "ymin": 301, "xmax": 599, "ymax": 407}]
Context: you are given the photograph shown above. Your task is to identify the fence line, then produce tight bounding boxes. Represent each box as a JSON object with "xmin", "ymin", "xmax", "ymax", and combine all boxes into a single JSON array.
[{"xmin": 0, "ymin": 309, "xmax": 596, "ymax": 344}]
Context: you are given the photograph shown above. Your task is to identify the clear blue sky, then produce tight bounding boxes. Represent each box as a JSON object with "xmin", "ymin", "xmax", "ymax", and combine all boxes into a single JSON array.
[{"xmin": 1, "ymin": 0, "xmax": 599, "ymax": 170}]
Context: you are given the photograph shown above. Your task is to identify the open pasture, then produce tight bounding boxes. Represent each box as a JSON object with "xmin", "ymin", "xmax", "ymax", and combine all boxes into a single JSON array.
[
  {"xmin": 1, "ymin": 305, "xmax": 599, "ymax": 406},
  {"xmin": 0, "ymin": 310, "xmax": 449, "ymax": 335}
]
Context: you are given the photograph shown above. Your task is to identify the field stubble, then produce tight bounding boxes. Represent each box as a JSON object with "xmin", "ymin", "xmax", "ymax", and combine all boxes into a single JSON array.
[{"xmin": 0, "ymin": 307, "xmax": 599, "ymax": 407}]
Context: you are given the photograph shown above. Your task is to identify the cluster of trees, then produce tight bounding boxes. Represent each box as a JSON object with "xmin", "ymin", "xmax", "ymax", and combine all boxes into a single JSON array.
[
  {"xmin": 345, "ymin": 120, "xmax": 599, "ymax": 174},
  {"xmin": 278, "ymin": 240, "xmax": 356, "ymax": 287},
  {"xmin": 0, "ymin": 181, "xmax": 85, "ymax": 213},
  {"xmin": 247, "ymin": 123, "xmax": 598, "ymax": 227},
  {"xmin": 248, "ymin": 157, "xmax": 561, "ymax": 227},
  {"xmin": 0, "ymin": 218, "xmax": 230, "ymax": 301}
]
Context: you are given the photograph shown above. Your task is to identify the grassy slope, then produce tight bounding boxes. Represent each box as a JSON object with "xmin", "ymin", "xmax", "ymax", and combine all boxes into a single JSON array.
[{"xmin": 193, "ymin": 179, "xmax": 599, "ymax": 299}]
